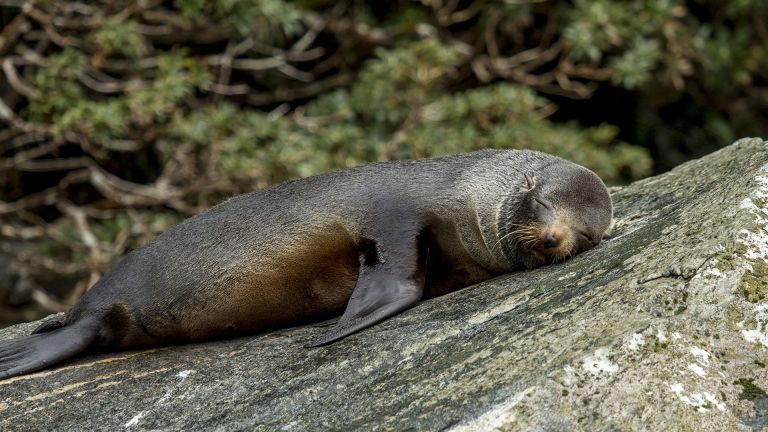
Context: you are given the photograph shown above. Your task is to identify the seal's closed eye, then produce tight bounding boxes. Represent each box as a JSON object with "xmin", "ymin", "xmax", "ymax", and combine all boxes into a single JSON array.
[{"xmin": 580, "ymin": 232, "xmax": 596, "ymax": 244}]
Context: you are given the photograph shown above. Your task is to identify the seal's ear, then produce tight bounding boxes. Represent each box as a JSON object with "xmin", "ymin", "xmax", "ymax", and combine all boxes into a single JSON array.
[{"xmin": 520, "ymin": 173, "xmax": 537, "ymax": 193}]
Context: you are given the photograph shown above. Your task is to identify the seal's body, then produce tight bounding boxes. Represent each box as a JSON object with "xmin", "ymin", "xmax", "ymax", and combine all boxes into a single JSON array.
[{"xmin": 0, "ymin": 149, "xmax": 613, "ymax": 379}]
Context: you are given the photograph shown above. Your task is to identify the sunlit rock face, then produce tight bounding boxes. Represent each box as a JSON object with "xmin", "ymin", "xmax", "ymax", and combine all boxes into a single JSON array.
[{"xmin": 1, "ymin": 138, "xmax": 767, "ymax": 431}]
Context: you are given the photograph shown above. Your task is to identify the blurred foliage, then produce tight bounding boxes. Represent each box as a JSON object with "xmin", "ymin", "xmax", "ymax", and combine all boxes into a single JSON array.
[{"xmin": 0, "ymin": 0, "xmax": 766, "ymax": 321}]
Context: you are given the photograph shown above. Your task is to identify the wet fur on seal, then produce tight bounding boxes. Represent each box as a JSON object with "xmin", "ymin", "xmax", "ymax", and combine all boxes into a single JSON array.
[{"xmin": 0, "ymin": 149, "xmax": 613, "ymax": 379}]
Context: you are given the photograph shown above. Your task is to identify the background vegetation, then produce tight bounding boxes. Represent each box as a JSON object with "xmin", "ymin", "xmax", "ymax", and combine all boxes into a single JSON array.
[{"xmin": 1, "ymin": 0, "xmax": 766, "ymax": 326}]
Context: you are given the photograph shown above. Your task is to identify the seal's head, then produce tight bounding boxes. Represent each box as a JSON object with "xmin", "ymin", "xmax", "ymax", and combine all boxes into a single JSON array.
[{"xmin": 499, "ymin": 161, "xmax": 613, "ymax": 269}]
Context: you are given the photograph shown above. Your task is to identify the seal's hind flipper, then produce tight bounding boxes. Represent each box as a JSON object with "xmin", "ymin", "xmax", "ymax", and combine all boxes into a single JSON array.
[
  {"xmin": 0, "ymin": 317, "xmax": 99, "ymax": 380},
  {"xmin": 31, "ymin": 314, "xmax": 68, "ymax": 334}
]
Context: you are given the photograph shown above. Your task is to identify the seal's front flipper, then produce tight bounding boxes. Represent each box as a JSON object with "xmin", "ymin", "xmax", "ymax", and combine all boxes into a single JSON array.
[
  {"xmin": 306, "ymin": 270, "xmax": 421, "ymax": 347},
  {"xmin": 0, "ymin": 317, "xmax": 99, "ymax": 380},
  {"xmin": 307, "ymin": 209, "xmax": 424, "ymax": 347}
]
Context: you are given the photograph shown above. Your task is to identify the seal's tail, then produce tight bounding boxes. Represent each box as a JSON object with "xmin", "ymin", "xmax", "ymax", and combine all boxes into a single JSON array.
[{"xmin": 0, "ymin": 317, "xmax": 99, "ymax": 380}]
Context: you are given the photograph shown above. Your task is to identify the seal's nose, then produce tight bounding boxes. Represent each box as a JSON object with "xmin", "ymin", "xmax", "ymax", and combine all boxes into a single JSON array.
[{"xmin": 542, "ymin": 234, "xmax": 558, "ymax": 248}]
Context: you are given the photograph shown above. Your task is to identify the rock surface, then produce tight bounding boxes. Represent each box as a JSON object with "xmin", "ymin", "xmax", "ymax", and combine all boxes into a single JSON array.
[{"xmin": 2, "ymin": 138, "xmax": 768, "ymax": 431}]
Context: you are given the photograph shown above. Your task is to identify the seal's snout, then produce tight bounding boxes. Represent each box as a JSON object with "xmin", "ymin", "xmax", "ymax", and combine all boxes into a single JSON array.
[
  {"xmin": 541, "ymin": 233, "xmax": 558, "ymax": 249},
  {"xmin": 531, "ymin": 225, "xmax": 573, "ymax": 263},
  {"xmin": 538, "ymin": 227, "xmax": 564, "ymax": 250}
]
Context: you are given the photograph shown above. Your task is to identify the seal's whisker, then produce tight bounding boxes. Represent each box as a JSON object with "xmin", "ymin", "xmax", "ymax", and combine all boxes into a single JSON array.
[
  {"xmin": 491, "ymin": 231, "xmax": 518, "ymax": 252},
  {"xmin": 507, "ymin": 223, "xmax": 532, "ymax": 229},
  {"xmin": 492, "ymin": 223, "xmax": 541, "ymax": 252}
]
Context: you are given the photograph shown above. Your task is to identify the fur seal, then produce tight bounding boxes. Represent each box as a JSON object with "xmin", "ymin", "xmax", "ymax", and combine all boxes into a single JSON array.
[{"xmin": 0, "ymin": 149, "xmax": 612, "ymax": 379}]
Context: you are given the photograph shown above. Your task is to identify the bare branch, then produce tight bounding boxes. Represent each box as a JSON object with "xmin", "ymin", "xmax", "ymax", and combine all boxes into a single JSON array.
[
  {"xmin": 2, "ymin": 131, "xmax": 48, "ymax": 155},
  {"xmin": 0, "ymin": 140, "xmax": 65, "ymax": 170},
  {"xmin": 2, "ymin": 58, "xmax": 41, "ymax": 98},
  {"xmin": 16, "ymin": 156, "xmax": 91, "ymax": 172},
  {"xmin": 277, "ymin": 64, "xmax": 314, "ymax": 82},
  {"xmin": 204, "ymin": 82, "xmax": 250, "ymax": 95},
  {"xmin": 30, "ymin": 289, "xmax": 68, "ymax": 312},
  {"xmin": 78, "ymin": 73, "xmax": 148, "ymax": 93},
  {"xmin": 0, "ymin": 224, "xmax": 46, "ymax": 239},
  {"xmin": 291, "ymin": 17, "xmax": 326, "ymax": 53},
  {"xmin": 247, "ymin": 73, "xmax": 352, "ymax": 105},
  {"xmin": 228, "ymin": 56, "xmax": 285, "ymax": 70},
  {"xmin": 0, "ymin": 169, "xmax": 89, "ymax": 215},
  {"xmin": 57, "ymin": 200, "xmax": 105, "ymax": 283},
  {"xmin": 0, "ymin": 14, "xmax": 30, "ymax": 54}
]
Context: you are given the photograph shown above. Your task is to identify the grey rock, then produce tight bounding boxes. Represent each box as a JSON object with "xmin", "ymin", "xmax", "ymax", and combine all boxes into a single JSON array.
[{"xmin": 1, "ymin": 138, "xmax": 768, "ymax": 431}]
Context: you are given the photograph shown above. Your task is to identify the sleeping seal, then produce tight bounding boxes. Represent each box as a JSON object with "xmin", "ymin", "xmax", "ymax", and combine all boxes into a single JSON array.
[{"xmin": 0, "ymin": 149, "xmax": 612, "ymax": 379}]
